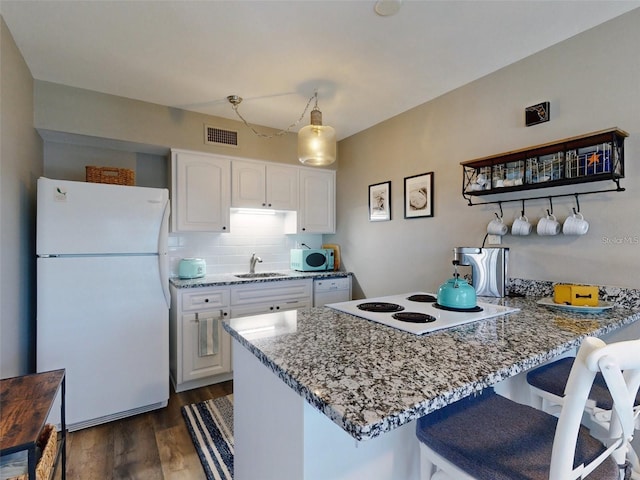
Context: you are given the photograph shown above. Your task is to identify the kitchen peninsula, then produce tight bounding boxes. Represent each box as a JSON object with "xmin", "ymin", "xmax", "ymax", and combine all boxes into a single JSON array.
[{"xmin": 223, "ymin": 289, "xmax": 640, "ymax": 480}]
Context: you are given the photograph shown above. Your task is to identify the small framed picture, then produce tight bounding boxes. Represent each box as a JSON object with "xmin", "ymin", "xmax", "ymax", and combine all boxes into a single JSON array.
[
  {"xmin": 525, "ymin": 101, "xmax": 550, "ymax": 127},
  {"xmin": 369, "ymin": 181, "xmax": 391, "ymax": 221},
  {"xmin": 404, "ymin": 172, "xmax": 434, "ymax": 218}
]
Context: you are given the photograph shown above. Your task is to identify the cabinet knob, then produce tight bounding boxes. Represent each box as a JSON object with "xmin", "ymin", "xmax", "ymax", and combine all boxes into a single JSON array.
[
  {"xmin": 204, "ymin": 298, "xmax": 209, "ymax": 303},
  {"xmin": 222, "ymin": 226, "xmax": 227, "ymax": 230},
  {"xmin": 276, "ymin": 306, "xmax": 280, "ymax": 310},
  {"xmin": 267, "ymin": 203, "xmax": 272, "ymax": 207},
  {"xmin": 270, "ymin": 306, "xmax": 274, "ymax": 311},
  {"xmin": 262, "ymin": 203, "xmax": 266, "ymax": 207},
  {"xmin": 302, "ymin": 227, "xmax": 306, "ymax": 231}
]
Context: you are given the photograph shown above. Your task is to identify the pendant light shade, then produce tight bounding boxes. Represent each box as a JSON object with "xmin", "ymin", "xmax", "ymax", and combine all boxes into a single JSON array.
[
  {"xmin": 228, "ymin": 90, "xmax": 336, "ymax": 167},
  {"xmin": 298, "ymin": 106, "xmax": 336, "ymax": 166}
]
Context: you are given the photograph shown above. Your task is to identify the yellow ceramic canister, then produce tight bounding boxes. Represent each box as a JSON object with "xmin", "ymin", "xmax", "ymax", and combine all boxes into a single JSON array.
[{"xmin": 553, "ymin": 284, "xmax": 599, "ymax": 306}]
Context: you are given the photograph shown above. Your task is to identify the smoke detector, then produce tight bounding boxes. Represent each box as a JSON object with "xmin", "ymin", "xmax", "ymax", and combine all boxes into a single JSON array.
[{"xmin": 374, "ymin": 0, "xmax": 402, "ymax": 16}]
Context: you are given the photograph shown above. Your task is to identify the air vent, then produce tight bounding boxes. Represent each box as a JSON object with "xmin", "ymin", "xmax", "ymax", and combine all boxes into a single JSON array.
[{"xmin": 204, "ymin": 125, "xmax": 238, "ymax": 147}]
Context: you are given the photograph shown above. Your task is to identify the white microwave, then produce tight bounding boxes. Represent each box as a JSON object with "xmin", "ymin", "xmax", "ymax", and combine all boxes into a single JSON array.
[{"xmin": 290, "ymin": 248, "xmax": 334, "ymax": 271}]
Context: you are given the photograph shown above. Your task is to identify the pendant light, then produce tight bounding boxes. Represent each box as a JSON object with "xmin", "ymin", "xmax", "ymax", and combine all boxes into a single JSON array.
[
  {"xmin": 297, "ymin": 93, "xmax": 336, "ymax": 166},
  {"xmin": 227, "ymin": 91, "xmax": 336, "ymax": 167}
]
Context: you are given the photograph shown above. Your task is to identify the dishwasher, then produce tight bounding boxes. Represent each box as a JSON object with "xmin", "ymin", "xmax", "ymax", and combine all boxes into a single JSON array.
[{"xmin": 313, "ymin": 277, "xmax": 351, "ymax": 307}]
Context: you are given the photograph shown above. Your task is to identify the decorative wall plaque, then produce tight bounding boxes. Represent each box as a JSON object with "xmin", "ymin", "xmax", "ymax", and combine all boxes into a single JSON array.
[{"xmin": 525, "ymin": 101, "xmax": 550, "ymax": 127}]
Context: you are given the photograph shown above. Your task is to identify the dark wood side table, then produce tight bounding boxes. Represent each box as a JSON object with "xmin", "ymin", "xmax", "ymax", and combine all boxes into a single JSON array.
[{"xmin": 0, "ymin": 369, "xmax": 66, "ymax": 480}]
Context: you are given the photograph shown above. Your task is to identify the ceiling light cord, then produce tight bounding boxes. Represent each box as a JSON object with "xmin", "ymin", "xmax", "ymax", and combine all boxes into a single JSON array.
[{"xmin": 227, "ymin": 92, "xmax": 318, "ymax": 138}]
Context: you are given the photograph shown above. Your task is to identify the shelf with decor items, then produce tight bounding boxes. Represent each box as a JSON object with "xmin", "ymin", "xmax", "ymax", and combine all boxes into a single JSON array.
[{"xmin": 461, "ymin": 128, "xmax": 627, "ymax": 207}]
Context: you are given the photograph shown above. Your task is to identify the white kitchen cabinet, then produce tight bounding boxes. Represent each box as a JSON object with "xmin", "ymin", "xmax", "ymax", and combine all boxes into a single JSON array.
[
  {"xmin": 295, "ymin": 168, "xmax": 336, "ymax": 234},
  {"xmin": 231, "ymin": 159, "xmax": 298, "ymax": 210},
  {"xmin": 230, "ymin": 279, "xmax": 313, "ymax": 318},
  {"xmin": 231, "ymin": 297, "xmax": 312, "ymax": 318},
  {"xmin": 170, "ymin": 149, "xmax": 231, "ymax": 232},
  {"xmin": 170, "ymin": 279, "xmax": 313, "ymax": 392},
  {"xmin": 169, "ymin": 285, "xmax": 233, "ymax": 392}
]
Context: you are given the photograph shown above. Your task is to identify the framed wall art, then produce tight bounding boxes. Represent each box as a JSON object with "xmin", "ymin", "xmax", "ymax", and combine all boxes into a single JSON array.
[
  {"xmin": 525, "ymin": 101, "xmax": 550, "ymax": 127},
  {"xmin": 369, "ymin": 181, "xmax": 391, "ymax": 221},
  {"xmin": 404, "ymin": 172, "xmax": 434, "ymax": 218}
]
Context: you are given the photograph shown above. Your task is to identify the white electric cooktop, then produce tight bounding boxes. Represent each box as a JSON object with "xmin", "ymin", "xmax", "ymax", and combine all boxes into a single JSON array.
[{"xmin": 326, "ymin": 292, "xmax": 519, "ymax": 335}]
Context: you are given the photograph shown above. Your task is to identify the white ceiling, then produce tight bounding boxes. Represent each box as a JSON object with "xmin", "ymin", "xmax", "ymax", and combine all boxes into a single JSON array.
[{"xmin": 2, "ymin": 1, "xmax": 639, "ymax": 140}]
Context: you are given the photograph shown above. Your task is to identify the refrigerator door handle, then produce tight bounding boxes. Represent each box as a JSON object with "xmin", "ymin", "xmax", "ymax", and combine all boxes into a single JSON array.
[{"xmin": 158, "ymin": 200, "xmax": 171, "ymax": 308}]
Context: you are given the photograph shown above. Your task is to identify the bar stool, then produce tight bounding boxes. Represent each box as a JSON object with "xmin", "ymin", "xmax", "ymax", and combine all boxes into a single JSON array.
[
  {"xmin": 527, "ymin": 355, "xmax": 640, "ymax": 478},
  {"xmin": 416, "ymin": 337, "xmax": 640, "ymax": 480}
]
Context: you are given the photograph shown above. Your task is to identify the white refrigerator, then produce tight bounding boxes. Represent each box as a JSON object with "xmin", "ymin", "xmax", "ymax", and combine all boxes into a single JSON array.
[{"xmin": 36, "ymin": 177, "xmax": 171, "ymax": 431}]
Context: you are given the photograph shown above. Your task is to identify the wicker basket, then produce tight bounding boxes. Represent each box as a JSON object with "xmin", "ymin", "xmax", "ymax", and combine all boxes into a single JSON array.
[
  {"xmin": 86, "ymin": 166, "xmax": 135, "ymax": 186},
  {"xmin": 7, "ymin": 424, "xmax": 57, "ymax": 480}
]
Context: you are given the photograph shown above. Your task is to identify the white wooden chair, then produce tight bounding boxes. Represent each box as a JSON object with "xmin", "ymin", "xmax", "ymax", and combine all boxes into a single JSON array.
[
  {"xmin": 416, "ymin": 337, "xmax": 640, "ymax": 480},
  {"xmin": 527, "ymin": 353, "xmax": 640, "ymax": 479}
]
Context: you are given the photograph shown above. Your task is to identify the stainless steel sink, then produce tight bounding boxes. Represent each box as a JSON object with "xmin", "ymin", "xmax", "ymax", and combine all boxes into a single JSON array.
[{"xmin": 234, "ymin": 272, "xmax": 287, "ymax": 279}]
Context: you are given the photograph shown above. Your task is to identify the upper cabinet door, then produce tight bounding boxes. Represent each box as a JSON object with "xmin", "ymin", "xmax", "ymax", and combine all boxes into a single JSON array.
[
  {"xmin": 171, "ymin": 150, "xmax": 231, "ymax": 232},
  {"xmin": 265, "ymin": 164, "xmax": 298, "ymax": 210},
  {"xmin": 231, "ymin": 159, "xmax": 298, "ymax": 210},
  {"xmin": 231, "ymin": 160, "xmax": 266, "ymax": 209},
  {"xmin": 298, "ymin": 168, "xmax": 336, "ymax": 234}
]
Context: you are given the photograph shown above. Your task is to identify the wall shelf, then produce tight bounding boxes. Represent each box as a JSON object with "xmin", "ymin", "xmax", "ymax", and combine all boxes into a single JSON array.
[{"xmin": 461, "ymin": 128, "xmax": 627, "ymax": 207}]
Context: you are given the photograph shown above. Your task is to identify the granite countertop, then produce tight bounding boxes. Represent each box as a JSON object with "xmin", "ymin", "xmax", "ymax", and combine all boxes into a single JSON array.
[
  {"xmin": 223, "ymin": 295, "xmax": 640, "ymax": 441},
  {"xmin": 170, "ymin": 270, "xmax": 351, "ymax": 289}
]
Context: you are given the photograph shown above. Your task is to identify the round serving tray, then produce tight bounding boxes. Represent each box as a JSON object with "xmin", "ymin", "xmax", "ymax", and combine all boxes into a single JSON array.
[{"xmin": 536, "ymin": 297, "xmax": 614, "ymax": 313}]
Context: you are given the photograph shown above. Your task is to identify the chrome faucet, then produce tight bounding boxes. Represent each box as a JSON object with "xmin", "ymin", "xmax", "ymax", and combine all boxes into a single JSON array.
[{"xmin": 249, "ymin": 253, "xmax": 263, "ymax": 274}]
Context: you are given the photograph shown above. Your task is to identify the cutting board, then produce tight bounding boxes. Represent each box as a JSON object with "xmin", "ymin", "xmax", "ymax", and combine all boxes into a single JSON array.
[{"xmin": 322, "ymin": 244, "xmax": 340, "ymax": 271}]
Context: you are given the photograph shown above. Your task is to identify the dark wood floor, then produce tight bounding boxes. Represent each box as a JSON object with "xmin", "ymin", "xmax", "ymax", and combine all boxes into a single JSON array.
[{"xmin": 54, "ymin": 380, "xmax": 233, "ymax": 480}]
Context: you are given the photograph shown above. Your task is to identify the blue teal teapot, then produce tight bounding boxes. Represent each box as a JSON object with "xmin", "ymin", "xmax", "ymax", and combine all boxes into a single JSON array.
[{"xmin": 436, "ymin": 261, "xmax": 477, "ymax": 309}]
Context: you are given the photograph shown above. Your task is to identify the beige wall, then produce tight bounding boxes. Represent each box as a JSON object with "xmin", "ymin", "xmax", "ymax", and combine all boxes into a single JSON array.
[
  {"xmin": 42, "ymin": 142, "xmax": 168, "ymax": 188},
  {"xmin": 0, "ymin": 16, "xmax": 43, "ymax": 377},
  {"xmin": 34, "ymin": 81, "xmax": 337, "ymax": 170},
  {"xmin": 329, "ymin": 10, "xmax": 640, "ymax": 298}
]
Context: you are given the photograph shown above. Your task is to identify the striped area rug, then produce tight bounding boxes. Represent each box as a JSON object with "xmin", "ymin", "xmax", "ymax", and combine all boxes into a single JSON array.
[{"xmin": 181, "ymin": 394, "xmax": 234, "ymax": 480}]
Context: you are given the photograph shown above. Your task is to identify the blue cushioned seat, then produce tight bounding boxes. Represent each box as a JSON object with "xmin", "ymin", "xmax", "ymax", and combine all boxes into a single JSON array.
[
  {"xmin": 527, "ymin": 356, "xmax": 640, "ymax": 410},
  {"xmin": 416, "ymin": 389, "xmax": 619, "ymax": 480}
]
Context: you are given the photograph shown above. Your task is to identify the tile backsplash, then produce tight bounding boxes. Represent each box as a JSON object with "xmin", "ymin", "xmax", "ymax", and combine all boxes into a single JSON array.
[{"xmin": 168, "ymin": 211, "xmax": 323, "ymax": 276}]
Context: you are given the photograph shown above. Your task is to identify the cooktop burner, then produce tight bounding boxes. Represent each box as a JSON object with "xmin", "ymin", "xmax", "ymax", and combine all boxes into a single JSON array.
[
  {"xmin": 433, "ymin": 303, "xmax": 484, "ymax": 313},
  {"xmin": 327, "ymin": 292, "xmax": 520, "ymax": 335},
  {"xmin": 406, "ymin": 294, "xmax": 437, "ymax": 303},
  {"xmin": 392, "ymin": 312, "xmax": 437, "ymax": 323},
  {"xmin": 357, "ymin": 302, "xmax": 405, "ymax": 313}
]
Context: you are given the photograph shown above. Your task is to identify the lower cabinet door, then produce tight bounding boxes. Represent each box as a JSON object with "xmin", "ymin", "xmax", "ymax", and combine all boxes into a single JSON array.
[{"xmin": 182, "ymin": 310, "xmax": 231, "ymax": 382}]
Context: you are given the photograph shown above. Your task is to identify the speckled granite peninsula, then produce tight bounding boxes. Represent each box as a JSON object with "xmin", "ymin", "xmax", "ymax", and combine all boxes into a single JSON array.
[{"xmin": 223, "ymin": 279, "xmax": 640, "ymax": 480}]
